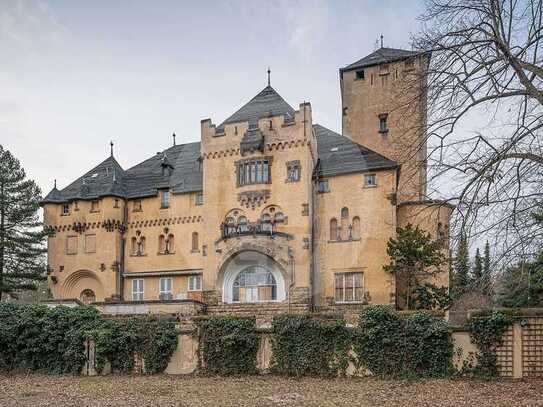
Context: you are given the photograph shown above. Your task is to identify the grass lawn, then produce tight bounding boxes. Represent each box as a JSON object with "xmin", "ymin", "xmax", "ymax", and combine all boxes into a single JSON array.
[{"xmin": 0, "ymin": 374, "xmax": 542, "ymax": 406}]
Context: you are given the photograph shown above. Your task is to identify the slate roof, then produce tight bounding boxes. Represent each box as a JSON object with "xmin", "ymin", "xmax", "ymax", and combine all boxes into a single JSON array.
[
  {"xmin": 42, "ymin": 91, "xmax": 397, "ymax": 204},
  {"xmin": 340, "ymin": 47, "xmax": 421, "ymax": 72},
  {"xmin": 217, "ymin": 85, "xmax": 295, "ymax": 132},
  {"xmin": 313, "ymin": 124, "xmax": 397, "ymax": 178}
]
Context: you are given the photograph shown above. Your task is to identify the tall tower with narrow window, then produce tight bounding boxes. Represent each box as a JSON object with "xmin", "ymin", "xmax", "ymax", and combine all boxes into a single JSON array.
[{"xmin": 340, "ymin": 47, "xmax": 430, "ymax": 202}]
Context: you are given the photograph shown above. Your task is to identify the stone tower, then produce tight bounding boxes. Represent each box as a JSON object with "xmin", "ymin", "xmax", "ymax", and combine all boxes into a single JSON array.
[{"xmin": 340, "ymin": 47, "xmax": 430, "ymax": 202}]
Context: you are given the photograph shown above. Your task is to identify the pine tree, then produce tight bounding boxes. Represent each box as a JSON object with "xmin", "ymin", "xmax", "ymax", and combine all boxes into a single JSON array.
[
  {"xmin": 472, "ymin": 248, "xmax": 483, "ymax": 291},
  {"xmin": 481, "ymin": 241, "xmax": 492, "ymax": 295},
  {"xmin": 384, "ymin": 224, "xmax": 447, "ymax": 310},
  {"xmin": 0, "ymin": 145, "xmax": 47, "ymax": 300},
  {"xmin": 452, "ymin": 232, "xmax": 470, "ymax": 298}
]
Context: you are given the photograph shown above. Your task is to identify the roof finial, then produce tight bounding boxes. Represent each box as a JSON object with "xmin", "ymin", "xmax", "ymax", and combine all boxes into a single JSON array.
[
  {"xmin": 380, "ymin": 34, "xmax": 384, "ymax": 48},
  {"xmin": 173, "ymin": 132, "xmax": 176, "ymax": 146},
  {"xmin": 54, "ymin": 179, "xmax": 57, "ymax": 189},
  {"xmin": 110, "ymin": 141, "xmax": 114, "ymax": 157},
  {"xmin": 267, "ymin": 67, "xmax": 271, "ymax": 87}
]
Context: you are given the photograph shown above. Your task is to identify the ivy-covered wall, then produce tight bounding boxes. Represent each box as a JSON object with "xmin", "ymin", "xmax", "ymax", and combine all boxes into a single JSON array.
[{"xmin": 0, "ymin": 303, "xmax": 177, "ymax": 375}]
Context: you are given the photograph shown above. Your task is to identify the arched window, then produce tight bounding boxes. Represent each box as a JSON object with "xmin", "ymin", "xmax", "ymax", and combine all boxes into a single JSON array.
[
  {"xmin": 340, "ymin": 207, "xmax": 349, "ymax": 240},
  {"xmin": 80, "ymin": 289, "xmax": 96, "ymax": 305},
  {"xmin": 261, "ymin": 213, "xmax": 272, "ymax": 233},
  {"xmin": 192, "ymin": 232, "xmax": 199, "ymax": 251},
  {"xmin": 225, "ymin": 217, "xmax": 236, "ymax": 235},
  {"xmin": 274, "ymin": 212, "xmax": 285, "ymax": 224},
  {"xmin": 232, "ymin": 266, "xmax": 277, "ymax": 303},
  {"xmin": 238, "ymin": 216, "xmax": 248, "ymax": 233},
  {"xmin": 159, "ymin": 235, "xmax": 166, "ymax": 254},
  {"xmin": 330, "ymin": 218, "xmax": 338, "ymax": 241},
  {"xmin": 131, "ymin": 237, "xmax": 138, "ymax": 255},
  {"xmin": 165, "ymin": 234, "xmax": 174, "ymax": 254},
  {"xmin": 138, "ymin": 237, "xmax": 145, "ymax": 255},
  {"xmin": 352, "ymin": 217, "xmax": 360, "ymax": 240}
]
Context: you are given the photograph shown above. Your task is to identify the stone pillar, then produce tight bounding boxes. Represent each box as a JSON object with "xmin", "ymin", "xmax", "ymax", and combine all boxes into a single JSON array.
[{"xmin": 512, "ymin": 322, "xmax": 523, "ymax": 379}]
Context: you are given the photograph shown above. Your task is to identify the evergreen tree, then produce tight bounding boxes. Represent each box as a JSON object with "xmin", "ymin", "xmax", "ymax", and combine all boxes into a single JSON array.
[
  {"xmin": 452, "ymin": 232, "xmax": 470, "ymax": 298},
  {"xmin": 384, "ymin": 224, "xmax": 447, "ymax": 310},
  {"xmin": 498, "ymin": 251, "xmax": 543, "ymax": 308},
  {"xmin": 0, "ymin": 145, "xmax": 47, "ymax": 300},
  {"xmin": 481, "ymin": 241, "xmax": 492, "ymax": 295},
  {"xmin": 472, "ymin": 248, "xmax": 483, "ymax": 290}
]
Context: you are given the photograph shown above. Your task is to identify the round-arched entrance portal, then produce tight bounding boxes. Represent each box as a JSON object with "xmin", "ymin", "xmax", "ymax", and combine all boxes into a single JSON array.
[{"xmin": 221, "ymin": 251, "xmax": 286, "ymax": 304}]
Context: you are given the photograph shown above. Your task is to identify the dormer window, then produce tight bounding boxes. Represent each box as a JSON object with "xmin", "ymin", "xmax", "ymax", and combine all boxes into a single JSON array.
[
  {"xmin": 61, "ymin": 204, "xmax": 70, "ymax": 216},
  {"xmin": 160, "ymin": 190, "xmax": 170, "ymax": 209},
  {"xmin": 355, "ymin": 70, "xmax": 365, "ymax": 80}
]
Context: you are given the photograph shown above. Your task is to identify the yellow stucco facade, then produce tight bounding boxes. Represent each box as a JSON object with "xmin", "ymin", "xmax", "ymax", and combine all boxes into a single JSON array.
[{"xmin": 42, "ymin": 47, "xmax": 452, "ymax": 313}]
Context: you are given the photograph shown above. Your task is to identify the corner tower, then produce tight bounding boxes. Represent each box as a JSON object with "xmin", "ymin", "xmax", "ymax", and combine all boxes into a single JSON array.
[{"xmin": 340, "ymin": 47, "xmax": 429, "ymax": 202}]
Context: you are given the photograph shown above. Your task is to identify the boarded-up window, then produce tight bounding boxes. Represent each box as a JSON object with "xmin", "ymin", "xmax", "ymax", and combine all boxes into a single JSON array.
[
  {"xmin": 66, "ymin": 236, "xmax": 78, "ymax": 255},
  {"xmin": 85, "ymin": 234, "xmax": 96, "ymax": 253}
]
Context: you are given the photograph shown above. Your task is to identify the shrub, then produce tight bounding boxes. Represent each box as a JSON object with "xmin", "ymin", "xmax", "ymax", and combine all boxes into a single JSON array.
[
  {"xmin": 271, "ymin": 314, "xmax": 351, "ymax": 377},
  {"xmin": 196, "ymin": 316, "xmax": 259, "ymax": 375}
]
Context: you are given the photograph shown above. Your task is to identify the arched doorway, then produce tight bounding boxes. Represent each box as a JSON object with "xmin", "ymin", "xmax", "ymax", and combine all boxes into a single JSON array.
[
  {"xmin": 80, "ymin": 289, "xmax": 96, "ymax": 305},
  {"xmin": 221, "ymin": 250, "xmax": 287, "ymax": 304}
]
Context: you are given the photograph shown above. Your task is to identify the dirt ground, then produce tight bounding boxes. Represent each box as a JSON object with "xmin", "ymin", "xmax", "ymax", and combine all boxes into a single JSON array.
[{"xmin": 0, "ymin": 374, "xmax": 542, "ymax": 407}]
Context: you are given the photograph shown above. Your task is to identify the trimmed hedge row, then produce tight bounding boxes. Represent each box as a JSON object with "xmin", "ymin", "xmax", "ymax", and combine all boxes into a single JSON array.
[{"xmin": 0, "ymin": 303, "xmax": 177, "ymax": 374}]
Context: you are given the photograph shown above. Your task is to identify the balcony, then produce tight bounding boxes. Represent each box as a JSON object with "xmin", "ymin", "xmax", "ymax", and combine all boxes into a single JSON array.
[{"xmin": 219, "ymin": 221, "xmax": 292, "ymax": 241}]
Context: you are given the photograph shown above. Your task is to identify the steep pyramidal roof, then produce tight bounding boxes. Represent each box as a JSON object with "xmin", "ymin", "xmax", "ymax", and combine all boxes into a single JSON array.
[
  {"xmin": 217, "ymin": 85, "xmax": 295, "ymax": 132},
  {"xmin": 313, "ymin": 124, "xmax": 397, "ymax": 177},
  {"xmin": 341, "ymin": 47, "xmax": 421, "ymax": 72},
  {"xmin": 42, "ymin": 88, "xmax": 399, "ymax": 204}
]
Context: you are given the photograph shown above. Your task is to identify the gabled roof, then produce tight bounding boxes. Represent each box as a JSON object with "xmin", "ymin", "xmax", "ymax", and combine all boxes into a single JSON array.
[
  {"xmin": 340, "ymin": 47, "xmax": 422, "ymax": 72},
  {"xmin": 217, "ymin": 85, "xmax": 295, "ymax": 132},
  {"xmin": 313, "ymin": 124, "xmax": 397, "ymax": 178}
]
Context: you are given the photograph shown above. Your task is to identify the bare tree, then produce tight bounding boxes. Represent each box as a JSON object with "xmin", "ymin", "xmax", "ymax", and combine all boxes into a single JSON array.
[{"xmin": 412, "ymin": 0, "xmax": 543, "ymax": 266}]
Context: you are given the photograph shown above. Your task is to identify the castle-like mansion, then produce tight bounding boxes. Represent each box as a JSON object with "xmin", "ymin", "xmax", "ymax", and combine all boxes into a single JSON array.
[{"xmin": 42, "ymin": 47, "xmax": 452, "ymax": 314}]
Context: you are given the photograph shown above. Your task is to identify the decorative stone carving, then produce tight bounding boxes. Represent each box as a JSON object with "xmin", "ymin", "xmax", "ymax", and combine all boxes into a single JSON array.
[{"xmin": 238, "ymin": 190, "xmax": 271, "ymax": 209}]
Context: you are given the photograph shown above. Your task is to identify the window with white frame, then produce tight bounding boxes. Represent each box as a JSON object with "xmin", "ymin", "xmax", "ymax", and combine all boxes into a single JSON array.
[
  {"xmin": 364, "ymin": 174, "xmax": 377, "ymax": 187},
  {"xmin": 61, "ymin": 203, "xmax": 70, "ymax": 216},
  {"xmin": 159, "ymin": 277, "xmax": 172, "ymax": 299},
  {"xmin": 195, "ymin": 192, "xmax": 203, "ymax": 205},
  {"xmin": 188, "ymin": 275, "xmax": 202, "ymax": 292},
  {"xmin": 334, "ymin": 272, "xmax": 363, "ymax": 303},
  {"xmin": 132, "ymin": 279, "xmax": 144, "ymax": 301},
  {"xmin": 318, "ymin": 179, "xmax": 330, "ymax": 193}
]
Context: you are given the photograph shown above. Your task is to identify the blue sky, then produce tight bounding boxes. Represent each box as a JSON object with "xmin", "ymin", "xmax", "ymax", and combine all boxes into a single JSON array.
[{"xmin": 1, "ymin": 0, "xmax": 424, "ymax": 195}]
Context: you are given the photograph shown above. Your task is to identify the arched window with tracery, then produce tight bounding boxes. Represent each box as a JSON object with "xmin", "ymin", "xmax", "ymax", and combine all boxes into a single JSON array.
[
  {"xmin": 138, "ymin": 237, "xmax": 146, "ymax": 255},
  {"xmin": 330, "ymin": 218, "xmax": 338, "ymax": 241},
  {"xmin": 192, "ymin": 232, "xmax": 199, "ymax": 252},
  {"xmin": 225, "ymin": 216, "xmax": 236, "ymax": 235},
  {"xmin": 238, "ymin": 216, "xmax": 248, "ymax": 233},
  {"xmin": 274, "ymin": 212, "xmax": 285, "ymax": 224},
  {"xmin": 340, "ymin": 207, "xmax": 349, "ymax": 240},
  {"xmin": 261, "ymin": 213, "xmax": 272, "ymax": 233},
  {"xmin": 232, "ymin": 266, "xmax": 277, "ymax": 303},
  {"xmin": 352, "ymin": 217, "xmax": 360, "ymax": 240}
]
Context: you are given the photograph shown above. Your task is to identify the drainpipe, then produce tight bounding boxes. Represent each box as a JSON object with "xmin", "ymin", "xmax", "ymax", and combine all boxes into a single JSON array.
[
  {"xmin": 118, "ymin": 201, "xmax": 128, "ymax": 301},
  {"xmin": 288, "ymin": 246, "xmax": 295, "ymax": 314}
]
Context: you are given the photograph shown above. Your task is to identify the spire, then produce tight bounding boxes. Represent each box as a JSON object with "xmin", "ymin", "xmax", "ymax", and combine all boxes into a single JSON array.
[
  {"xmin": 267, "ymin": 67, "xmax": 271, "ymax": 87},
  {"xmin": 380, "ymin": 34, "xmax": 384, "ymax": 48},
  {"xmin": 110, "ymin": 141, "xmax": 114, "ymax": 157},
  {"xmin": 173, "ymin": 132, "xmax": 176, "ymax": 146},
  {"xmin": 54, "ymin": 179, "xmax": 57, "ymax": 189}
]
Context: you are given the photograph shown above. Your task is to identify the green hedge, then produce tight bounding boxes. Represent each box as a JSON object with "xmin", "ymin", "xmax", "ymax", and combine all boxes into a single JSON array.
[
  {"xmin": 195, "ymin": 316, "xmax": 259, "ymax": 375},
  {"xmin": 0, "ymin": 303, "xmax": 178, "ymax": 375},
  {"xmin": 271, "ymin": 314, "xmax": 351, "ymax": 377},
  {"xmin": 353, "ymin": 305, "xmax": 453, "ymax": 378}
]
